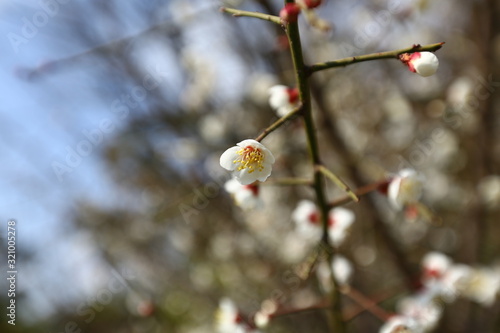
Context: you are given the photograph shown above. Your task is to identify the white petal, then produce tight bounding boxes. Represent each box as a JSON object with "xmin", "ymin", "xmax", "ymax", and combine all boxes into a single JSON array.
[
  {"xmin": 237, "ymin": 139, "xmax": 262, "ymax": 148},
  {"xmin": 220, "ymin": 146, "xmax": 240, "ymax": 171},
  {"xmin": 332, "ymin": 255, "xmax": 353, "ymax": 285},
  {"xmin": 224, "ymin": 178, "xmax": 241, "ymax": 194},
  {"xmin": 387, "ymin": 169, "xmax": 424, "ymax": 209},
  {"xmin": 255, "ymin": 164, "xmax": 273, "ymax": 183},
  {"xmin": 422, "ymin": 251, "xmax": 452, "ymax": 273},
  {"xmin": 263, "ymin": 148, "xmax": 275, "ymax": 164},
  {"xmin": 234, "ymin": 169, "xmax": 256, "ymax": 185},
  {"xmin": 292, "ymin": 200, "xmax": 317, "ymax": 224},
  {"xmin": 268, "ymin": 85, "xmax": 290, "ymax": 109},
  {"xmin": 388, "ymin": 177, "xmax": 403, "ymax": 209},
  {"xmin": 414, "ymin": 52, "xmax": 439, "ymax": 77},
  {"xmin": 329, "ymin": 207, "xmax": 355, "ymax": 229}
]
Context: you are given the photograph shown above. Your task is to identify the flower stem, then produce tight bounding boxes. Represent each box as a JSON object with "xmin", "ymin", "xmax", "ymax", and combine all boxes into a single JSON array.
[
  {"xmin": 284, "ymin": 3, "xmax": 346, "ymax": 331},
  {"xmin": 308, "ymin": 42, "xmax": 445, "ymax": 74},
  {"xmin": 340, "ymin": 286, "xmax": 393, "ymax": 321},
  {"xmin": 220, "ymin": 7, "xmax": 282, "ymax": 25},
  {"xmin": 254, "ymin": 106, "xmax": 302, "ymax": 142},
  {"xmin": 317, "ymin": 165, "xmax": 359, "ymax": 203},
  {"xmin": 328, "ymin": 179, "xmax": 389, "ymax": 209}
]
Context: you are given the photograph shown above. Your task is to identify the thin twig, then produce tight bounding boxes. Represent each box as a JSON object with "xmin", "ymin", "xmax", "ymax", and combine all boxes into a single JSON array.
[
  {"xmin": 220, "ymin": 7, "xmax": 282, "ymax": 25},
  {"xmin": 271, "ymin": 299, "xmax": 331, "ymax": 319},
  {"xmin": 308, "ymin": 42, "xmax": 445, "ymax": 74},
  {"xmin": 317, "ymin": 165, "xmax": 360, "ymax": 203},
  {"xmin": 259, "ymin": 177, "xmax": 313, "ymax": 186},
  {"xmin": 254, "ymin": 106, "xmax": 302, "ymax": 142},
  {"xmin": 340, "ymin": 286, "xmax": 393, "ymax": 321},
  {"xmin": 328, "ymin": 179, "xmax": 389, "ymax": 209}
]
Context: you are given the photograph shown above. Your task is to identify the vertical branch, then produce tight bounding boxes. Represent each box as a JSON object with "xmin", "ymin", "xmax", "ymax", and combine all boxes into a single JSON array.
[
  {"xmin": 309, "ymin": 79, "xmax": 418, "ymax": 291},
  {"xmin": 284, "ymin": 2, "xmax": 346, "ymax": 331}
]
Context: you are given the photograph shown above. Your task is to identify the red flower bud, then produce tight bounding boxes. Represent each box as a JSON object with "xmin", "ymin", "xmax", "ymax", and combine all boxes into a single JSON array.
[
  {"xmin": 304, "ymin": 0, "xmax": 322, "ymax": 9},
  {"xmin": 280, "ymin": 3, "xmax": 301, "ymax": 23}
]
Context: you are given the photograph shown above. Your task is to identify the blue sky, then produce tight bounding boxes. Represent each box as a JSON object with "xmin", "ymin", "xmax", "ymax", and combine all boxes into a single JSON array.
[
  {"xmin": 0, "ymin": 0, "xmax": 242, "ymax": 321},
  {"xmin": 0, "ymin": 0, "xmax": 141, "ymax": 320}
]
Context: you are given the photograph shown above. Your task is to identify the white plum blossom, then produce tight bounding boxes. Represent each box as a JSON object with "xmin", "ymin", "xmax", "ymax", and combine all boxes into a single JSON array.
[
  {"xmin": 253, "ymin": 311, "xmax": 270, "ymax": 328},
  {"xmin": 421, "ymin": 252, "xmax": 452, "ymax": 280},
  {"xmin": 268, "ymin": 85, "xmax": 300, "ymax": 117},
  {"xmin": 216, "ymin": 298, "xmax": 245, "ymax": 333},
  {"xmin": 420, "ymin": 252, "xmax": 471, "ymax": 301},
  {"xmin": 328, "ymin": 207, "xmax": 355, "ymax": 247},
  {"xmin": 216, "ymin": 298, "xmax": 261, "ymax": 333},
  {"xmin": 253, "ymin": 299, "xmax": 277, "ymax": 329},
  {"xmin": 224, "ymin": 178, "xmax": 262, "ymax": 210},
  {"xmin": 292, "ymin": 200, "xmax": 355, "ymax": 247},
  {"xmin": 292, "ymin": 200, "xmax": 322, "ymax": 240},
  {"xmin": 462, "ymin": 267, "xmax": 500, "ymax": 307},
  {"xmin": 379, "ymin": 315, "xmax": 421, "ymax": 333},
  {"xmin": 317, "ymin": 255, "xmax": 353, "ymax": 292},
  {"xmin": 332, "ymin": 255, "xmax": 353, "ymax": 286},
  {"xmin": 387, "ymin": 169, "xmax": 424, "ymax": 210},
  {"xmin": 397, "ymin": 294, "xmax": 442, "ymax": 332},
  {"xmin": 220, "ymin": 139, "xmax": 275, "ymax": 185},
  {"xmin": 437, "ymin": 264, "xmax": 472, "ymax": 301},
  {"xmin": 400, "ymin": 52, "xmax": 439, "ymax": 77}
]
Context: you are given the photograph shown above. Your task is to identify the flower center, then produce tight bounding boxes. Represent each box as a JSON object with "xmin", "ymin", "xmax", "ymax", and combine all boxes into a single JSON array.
[
  {"xmin": 234, "ymin": 146, "xmax": 265, "ymax": 174},
  {"xmin": 308, "ymin": 212, "xmax": 319, "ymax": 224},
  {"xmin": 244, "ymin": 184, "xmax": 260, "ymax": 196},
  {"xmin": 287, "ymin": 88, "xmax": 299, "ymax": 104},
  {"xmin": 424, "ymin": 268, "xmax": 442, "ymax": 280}
]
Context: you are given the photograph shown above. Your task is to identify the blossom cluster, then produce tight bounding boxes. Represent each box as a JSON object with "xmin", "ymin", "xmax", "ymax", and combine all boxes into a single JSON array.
[
  {"xmin": 216, "ymin": 298, "xmax": 262, "ymax": 333},
  {"xmin": 292, "ymin": 200, "xmax": 355, "ymax": 247},
  {"xmin": 379, "ymin": 252, "xmax": 500, "ymax": 333}
]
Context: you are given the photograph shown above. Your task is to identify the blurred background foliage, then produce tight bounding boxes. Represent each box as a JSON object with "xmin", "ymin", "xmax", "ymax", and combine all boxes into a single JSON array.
[{"xmin": 1, "ymin": 0, "xmax": 500, "ymax": 332}]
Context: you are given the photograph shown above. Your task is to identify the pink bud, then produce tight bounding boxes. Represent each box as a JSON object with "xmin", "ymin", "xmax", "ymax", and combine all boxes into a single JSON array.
[
  {"xmin": 287, "ymin": 87, "xmax": 299, "ymax": 104},
  {"xmin": 280, "ymin": 3, "xmax": 301, "ymax": 23},
  {"xmin": 400, "ymin": 52, "xmax": 439, "ymax": 77},
  {"xmin": 304, "ymin": 0, "xmax": 322, "ymax": 9}
]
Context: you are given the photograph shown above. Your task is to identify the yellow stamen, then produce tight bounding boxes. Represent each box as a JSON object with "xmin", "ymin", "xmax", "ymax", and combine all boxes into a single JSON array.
[{"xmin": 233, "ymin": 146, "xmax": 265, "ymax": 173}]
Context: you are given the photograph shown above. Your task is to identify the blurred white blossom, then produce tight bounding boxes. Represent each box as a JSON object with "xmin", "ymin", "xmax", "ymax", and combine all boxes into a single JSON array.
[
  {"xmin": 387, "ymin": 169, "xmax": 424, "ymax": 210},
  {"xmin": 268, "ymin": 85, "xmax": 300, "ymax": 117},
  {"xmin": 477, "ymin": 175, "xmax": 500, "ymax": 208},
  {"xmin": 462, "ymin": 267, "xmax": 500, "ymax": 307},
  {"xmin": 379, "ymin": 315, "xmax": 421, "ymax": 333},
  {"xmin": 292, "ymin": 200, "xmax": 355, "ymax": 247},
  {"xmin": 317, "ymin": 255, "xmax": 353, "ymax": 292},
  {"xmin": 224, "ymin": 178, "xmax": 263, "ymax": 210}
]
